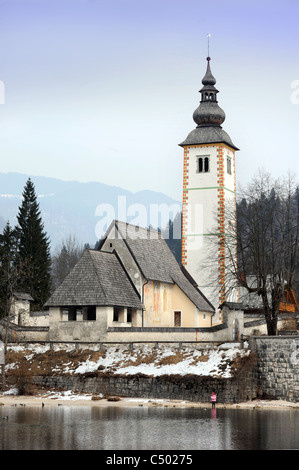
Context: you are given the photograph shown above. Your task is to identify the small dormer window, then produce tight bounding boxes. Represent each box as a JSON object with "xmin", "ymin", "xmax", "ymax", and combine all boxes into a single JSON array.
[{"xmin": 197, "ymin": 156, "xmax": 210, "ymax": 173}]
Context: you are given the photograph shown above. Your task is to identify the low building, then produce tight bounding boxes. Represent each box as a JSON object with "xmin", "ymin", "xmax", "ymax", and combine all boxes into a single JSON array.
[
  {"xmin": 47, "ymin": 247, "xmax": 144, "ymax": 341},
  {"xmin": 10, "ymin": 292, "xmax": 49, "ymax": 327},
  {"xmin": 10, "ymin": 292, "xmax": 34, "ymax": 325},
  {"xmin": 241, "ymin": 284, "xmax": 299, "ymax": 335}
]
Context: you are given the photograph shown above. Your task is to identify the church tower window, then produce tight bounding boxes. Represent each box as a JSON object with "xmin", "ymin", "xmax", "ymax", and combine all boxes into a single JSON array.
[
  {"xmin": 197, "ymin": 156, "xmax": 210, "ymax": 173},
  {"xmin": 227, "ymin": 156, "xmax": 232, "ymax": 175},
  {"xmin": 198, "ymin": 157, "xmax": 203, "ymax": 173},
  {"xmin": 204, "ymin": 156, "xmax": 209, "ymax": 172}
]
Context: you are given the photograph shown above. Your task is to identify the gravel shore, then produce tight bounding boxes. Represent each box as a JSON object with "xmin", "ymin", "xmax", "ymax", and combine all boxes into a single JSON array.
[{"xmin": 1, "ymin": 394, "xmax": 299, "ymax": 409}]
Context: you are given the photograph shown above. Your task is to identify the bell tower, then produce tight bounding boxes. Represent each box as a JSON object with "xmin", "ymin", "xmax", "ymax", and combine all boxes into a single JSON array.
[{"xmin": 179, "ymin": 57, "xmax": 239, "ymax": 322}]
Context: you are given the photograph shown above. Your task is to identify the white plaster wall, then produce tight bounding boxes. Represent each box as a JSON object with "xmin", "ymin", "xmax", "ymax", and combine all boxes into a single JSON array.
[
  {"xmin": 105, "ymin": 327, "xmax": 237, "ymax": 343},
  {"xmin": 183, "ymin": 144, "xmax": 237, "ymax": 314}
]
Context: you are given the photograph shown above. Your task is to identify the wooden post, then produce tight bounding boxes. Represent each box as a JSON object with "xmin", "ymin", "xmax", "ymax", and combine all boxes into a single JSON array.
[
  {"xmin": 0, "ymin": 341, "xmax": 5, "ymax": 392},
  {"xmin": 1, "ymin": 365, "xmax": 4, "ymax": 392}
]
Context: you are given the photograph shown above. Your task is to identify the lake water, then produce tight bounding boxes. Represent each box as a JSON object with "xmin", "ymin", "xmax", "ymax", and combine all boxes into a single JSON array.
[{"xmin": 1, "ymin": 404, "xmax": 299, "ymax": 450}]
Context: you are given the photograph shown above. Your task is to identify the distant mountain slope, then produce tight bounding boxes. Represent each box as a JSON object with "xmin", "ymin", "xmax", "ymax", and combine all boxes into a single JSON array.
[{"xmin": 0, "ymin": 173, "xmax": 181, "ymax": 251}]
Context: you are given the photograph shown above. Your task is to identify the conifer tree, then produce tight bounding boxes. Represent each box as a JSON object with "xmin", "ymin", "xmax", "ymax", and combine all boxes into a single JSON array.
[
  {"xmin": 16, "ymin": 178, "xmax": 51, "ymax": 309},
  {"xmin": 0, "ymin": 222, "xmax": 20, "ymax": 318}
]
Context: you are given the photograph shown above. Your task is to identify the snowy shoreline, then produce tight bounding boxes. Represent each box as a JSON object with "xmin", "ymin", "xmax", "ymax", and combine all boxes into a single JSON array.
[
  {"xmin": 2, "ymin": 343, "xmax": 299, "ymax": 410},
  {"xmin": 6, "ymin": 342, "xmax": 251, "ymax": 378},
  {"xmin": 1, "ymin": 393, "xmax": 299, "ymax": 410}
]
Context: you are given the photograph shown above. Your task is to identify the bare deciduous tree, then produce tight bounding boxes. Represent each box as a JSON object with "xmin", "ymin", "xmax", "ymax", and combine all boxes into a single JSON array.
[
  {"xmin": 51, "ymin": 235, "xmax": 84, "ymax": 291},
  {"xmin": 236, "ymin": 171, "xmax": 299, "ymax": 335},
  {"xmin": 206, "ymin": 170, "xmax": 299, "ymax": 335}
]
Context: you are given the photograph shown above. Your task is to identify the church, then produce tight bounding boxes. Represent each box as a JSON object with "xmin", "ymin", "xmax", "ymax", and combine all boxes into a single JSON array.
[
  {"xmin": 46, "ymin": 220, "xmax": 220, "ymax": 342},
  {"xmin": 44, "ymin": 56, "xmax": 245, "ymax": 343}
]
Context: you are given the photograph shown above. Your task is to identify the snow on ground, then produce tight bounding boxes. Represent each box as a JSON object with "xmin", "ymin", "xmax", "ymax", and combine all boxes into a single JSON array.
[
  {"xmin": 73, "ymin": 344, "xmax": 250, "ymax": 378},
  {"xmin": 2, "ymin": 386, "xmax": 99, "ymax": 400},
  {"xmin": 7, "ymin": 342, "xmax": 250, "ymax": 379},
  {"xmin": 42, "ymin": 390, "xmax": 96, "ymax": 400}
]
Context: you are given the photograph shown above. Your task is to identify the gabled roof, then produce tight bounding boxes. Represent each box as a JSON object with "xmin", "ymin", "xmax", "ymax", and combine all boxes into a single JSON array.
[
  {"xmin": 45, "ymin": 250, "xmax": 142, "ymax": 309},
  {"xmin": 100, "ymin": 220, "xmax": 215, "ymax": 313},
  {"xmin": 13, "ymin": 292, "xmax": 34, "ymax": 302}
]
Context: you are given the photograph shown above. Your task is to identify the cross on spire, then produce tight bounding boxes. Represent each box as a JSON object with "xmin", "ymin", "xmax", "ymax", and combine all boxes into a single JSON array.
[{"xmin": 207, "ymin": 33, "xmax": 211, "ymax": 59}]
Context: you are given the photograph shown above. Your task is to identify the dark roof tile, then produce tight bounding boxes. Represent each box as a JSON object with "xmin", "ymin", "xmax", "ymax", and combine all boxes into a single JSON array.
[{"xmin": 45, "ymin": 250, "xmax": 142, "ymax": 308}]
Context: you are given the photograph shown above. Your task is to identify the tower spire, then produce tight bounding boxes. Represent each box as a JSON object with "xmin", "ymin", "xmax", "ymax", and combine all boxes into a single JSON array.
[{"xmin": 179, "ymin": 56, "xmax": 238, "ymax": 150}]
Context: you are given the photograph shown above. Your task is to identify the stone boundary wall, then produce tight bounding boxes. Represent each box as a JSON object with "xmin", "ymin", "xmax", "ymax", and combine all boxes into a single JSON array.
[
  {"xmin": 27, "ymin": 350, "xmax": 258, "ymax": 404},
  {"xmin": 32, "ymin": 368, "xmax": 257, "ymax": 404},
  {"xmin": 249, "ymin": 336, "xmax": 299, "ymax": 402},
  {"xmin": 8, "ymin": 337, "xmax": 299, "ymax": 403}
]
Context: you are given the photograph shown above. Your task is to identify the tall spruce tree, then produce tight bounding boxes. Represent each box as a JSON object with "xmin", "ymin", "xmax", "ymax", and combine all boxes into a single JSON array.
[{"xmin": 16, "ymin": 178, "xmax": 51, "ymax": 309}]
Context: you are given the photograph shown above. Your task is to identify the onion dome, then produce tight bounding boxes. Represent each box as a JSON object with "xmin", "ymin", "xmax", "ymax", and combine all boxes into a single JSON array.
[{"xmin": 179, "ymin": 57, "xmax": 238, "ymax": 150}]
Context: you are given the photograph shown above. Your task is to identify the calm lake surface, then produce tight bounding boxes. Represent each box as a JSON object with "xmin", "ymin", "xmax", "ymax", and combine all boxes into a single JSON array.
[{"xmin": 1, "ymin": 404, "xmax": 299, "ymax": 450}]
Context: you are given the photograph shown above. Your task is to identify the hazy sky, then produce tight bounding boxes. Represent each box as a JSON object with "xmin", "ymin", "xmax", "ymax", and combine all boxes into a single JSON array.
[{"xmin": 0, "ymin": 0, "xmax": 298, "ymax": 200}]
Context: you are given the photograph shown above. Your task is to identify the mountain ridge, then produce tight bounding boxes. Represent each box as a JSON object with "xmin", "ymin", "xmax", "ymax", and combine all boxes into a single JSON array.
[{"xmin": 0, "ymin": 172, "xmax": 181, "ymax": 251}]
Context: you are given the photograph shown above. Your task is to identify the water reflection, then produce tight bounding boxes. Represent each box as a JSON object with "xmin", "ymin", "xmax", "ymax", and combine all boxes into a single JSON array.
[{"xmin": 0, "ymin": 405, "xmax": 299, "ymax": 450}]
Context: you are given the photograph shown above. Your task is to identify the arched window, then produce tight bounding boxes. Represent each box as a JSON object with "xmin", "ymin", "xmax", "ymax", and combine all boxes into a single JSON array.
[
  {"xmin": 204, "ymin": 157, "xmax": 209, "ymax": 172},
  {"xmin": 198, "ymin": 158, "xmax": 203, "ymax": 172},
  {"xmin": 197, "ymin": 156, "xmax": 210, "ymax": 173}
]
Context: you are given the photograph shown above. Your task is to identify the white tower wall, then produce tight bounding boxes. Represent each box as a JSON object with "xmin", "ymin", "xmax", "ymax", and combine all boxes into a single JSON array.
[{"xmin": 182, "ymin": 143, "xmax": 237, "ymax": 322}]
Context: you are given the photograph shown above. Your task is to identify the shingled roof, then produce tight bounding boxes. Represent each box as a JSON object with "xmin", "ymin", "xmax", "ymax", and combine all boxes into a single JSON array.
[
  {"xmin": 45, "ymin": 250, "xmax": 142, "ymax": 309},
  {"xmin": 101, "ymin": 221, "xmax": 215, "ymax": 313}
]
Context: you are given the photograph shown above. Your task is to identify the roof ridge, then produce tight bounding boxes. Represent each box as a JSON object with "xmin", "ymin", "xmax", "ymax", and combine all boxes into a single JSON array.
[{"xmin": 115, "ymin": 220, "xmax": 162, "ymax": 238}]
